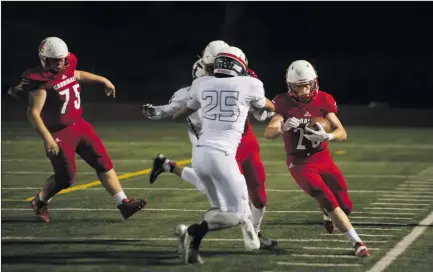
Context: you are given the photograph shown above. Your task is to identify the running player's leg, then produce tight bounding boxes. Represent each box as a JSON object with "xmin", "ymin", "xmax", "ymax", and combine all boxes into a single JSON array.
[
  {"xmin": 289, "ymin": 163, "xmax": 369, "ymax": 257},
  {"xmin": 76, "ymin": 119, "xmax": 147, "ymax": 220}
]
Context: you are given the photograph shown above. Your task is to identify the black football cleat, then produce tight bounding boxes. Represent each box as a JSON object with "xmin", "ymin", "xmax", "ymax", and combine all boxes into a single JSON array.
[
  {"xmin": 149, "ymin": 153, "xmax": 168, "ymax": 184},
  {"xmin": 117, "ymin": 197, "xmax": 147, "ymax": 220},
  {"xmin": 31, "ymin": 193, "xmax": 50, "ymax": 223},
  {"xmin": 258, "ymin": 232, "xmax": 278, "ymax": 249}
]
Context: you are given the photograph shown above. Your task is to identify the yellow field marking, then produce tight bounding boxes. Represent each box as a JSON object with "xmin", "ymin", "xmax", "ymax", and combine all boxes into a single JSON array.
[
  {"xmin": 24, "ymin": 159, "xmax": 192, "ymax": 201},
  {"xmin": 335, "ymin": 150, "xmax": 347, "ymax": 155}
]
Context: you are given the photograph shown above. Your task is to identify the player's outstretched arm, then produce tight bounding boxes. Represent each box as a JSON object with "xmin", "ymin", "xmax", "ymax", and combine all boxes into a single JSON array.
[
  {"xmin": 263, "ymin": 98, "xmax": 275, "ymax": 112},
  {"xmin": 74, "ymin": 70, "xmax": 116, "ymax": 98},
  {"xmin": 173, "ymin": 105, "xmax": 197, "ymax": 121},
  {"xmin": 27, "ymin": 89, "xmax": 59, "ymax": 157},
  {"xmin": 7, "ymin": 82, "xmax": 24, "ymax": 99},
  {"xmin": 264, "ymin": 114, "xmax": 284, "ymax": 139},
  {"xmin": 325, "ymin": 112, "xmax": 347, "ymax": 141},
  {"xmin": 143, "ymin": 98, "xmax": 185, "ymax": 120}
]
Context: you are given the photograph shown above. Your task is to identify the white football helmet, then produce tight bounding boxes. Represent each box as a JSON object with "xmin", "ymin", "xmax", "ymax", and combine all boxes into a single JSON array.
[
  {"xmin": 39, "ymin": 37, "xmax": 70, "ymax": 71},
  {"xmin": 192, "ymin": 59, "xmax": 208, "ymax": 80},
  {"xmin": 201, "ymin": 40, "xmax": 229, "ymax": 66},
  {"xmin": 214, "ymin": 46, "xmax": 248, "ymax": 77},
  {"xmin": 285, "ymin": 60, "xmax": 319, "ymax": 103}
]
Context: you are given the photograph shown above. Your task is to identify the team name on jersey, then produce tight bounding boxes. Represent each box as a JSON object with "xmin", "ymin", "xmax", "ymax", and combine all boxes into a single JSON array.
[
  {"xmin": 53, "ymin": 76, "xmax": 77, "ymax": 90},
  {"xmin": 299, "ymin": 118, "xmax": 311, "ymax": 124}
]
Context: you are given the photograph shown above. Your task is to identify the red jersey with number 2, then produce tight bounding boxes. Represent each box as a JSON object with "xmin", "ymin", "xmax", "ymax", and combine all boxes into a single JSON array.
[
  {"xmin": 272, "ymin": 91, "xmax": 338, "ymax": 164},
  {"xmin": 21, "ymin": 53, "xmax": 82, "ymax": 130}
]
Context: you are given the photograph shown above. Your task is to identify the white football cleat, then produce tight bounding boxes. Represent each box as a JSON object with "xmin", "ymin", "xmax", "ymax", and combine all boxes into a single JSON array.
[
  {"xmin": 240, "ymin": 217, "xmax": 260, "ymax": 251},
  {"xmin": 175, "ymin": 224, "xmax": 188, "ymax": 255}
]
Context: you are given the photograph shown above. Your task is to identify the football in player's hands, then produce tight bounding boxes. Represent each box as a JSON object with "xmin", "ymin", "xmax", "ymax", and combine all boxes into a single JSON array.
[{"xmin": 306, "ymin": 117, "xmax": 332, "ymax": 133}]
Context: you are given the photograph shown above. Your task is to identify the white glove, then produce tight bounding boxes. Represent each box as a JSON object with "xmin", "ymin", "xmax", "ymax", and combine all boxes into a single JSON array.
[
  {"xmin": 142, "ymin": 103, "xmax": 156, "ymax": 117},
  {"xmin": 281, "ymin": 117, "xmax": 301, "ymax": 131},
  {"xmin": 252, "ymin": 109, "xmax": 274, "ymax": 121},
  {"xmin": 304, "ymin": 123, "xmax": 334, "ymax": 142}
]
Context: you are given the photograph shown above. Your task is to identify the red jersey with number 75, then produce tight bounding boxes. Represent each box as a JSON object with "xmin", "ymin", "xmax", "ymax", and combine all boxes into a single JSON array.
[
  {"xmin": 272, "ymin": 91, "xmax": 337, "ymax": 163},
  {"xmin": 21, "ymin": 53, "xmax": 82, "ymax": 130}
]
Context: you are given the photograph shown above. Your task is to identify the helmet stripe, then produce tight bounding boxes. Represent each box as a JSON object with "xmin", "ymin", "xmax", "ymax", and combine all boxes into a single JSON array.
[{"xmin": 217, "ymin": 53, "xmax": 247, "ymax": 68}]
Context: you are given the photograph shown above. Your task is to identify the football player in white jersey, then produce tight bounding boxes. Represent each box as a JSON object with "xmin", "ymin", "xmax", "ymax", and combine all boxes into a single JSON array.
[
  {"xmin": 142, "ymin": 41, "xmax": 230, "ymax": 193},
  {"xmin": 169, "ymin": 46, "xmax": 275, "ymax": 264}
]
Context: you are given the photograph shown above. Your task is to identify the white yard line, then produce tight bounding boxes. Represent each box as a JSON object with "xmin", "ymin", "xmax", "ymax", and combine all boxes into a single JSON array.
[
  {"xmin": 277, "ymin": 262, "xmax": 362, "ymax": 267},
  {"xmin": 290, "ymin": 253, "xmax": 358, "ymax": 258},
  {"xmin": 320, "ymin": 233, "xmax": 394, "ymax": 237},
  {"xmin": 3, "ymin": 140, "xmax": 433, "ymax": 149},
  {"xmin": 266, "ymin": 173, "xmax": 411, "ymax": 179},
  {"xmin": 367, "ymin": 211, "xmax": 433, "ymax": 272},
  {"xmin": 372, "ymin": 203, "xmax": 431, "ymax": 206},
  {"xmin": 382, "ymin": 195, "xmax": 432, "ymax": 199},
  {"xmin": 398, "ymin": 184, "xmax": 433, "ymax": 187},
  {"xmin": 0, "ymin": 186, "xmax": 397, "ymax": 194},
  {"xmin": 365, "ymin": 207, "xmax": 425, "ymax": 211},
  {"xmin": 395, "ymin": 188, "xmax": 433, "ymax": 192},
  {"xmin": 404, "ymin": 181, "xmax": 433, "ymax": 184},
  {"xmin": 350, "ymin": 216, "xmax": 413, "ymax": 220},
  {"xmin": 364, "ymin": 166, "xmax": 433, "ymax": 272},
  {"xmin": 0, "ymin": 236, "xmax": 385, "ymax": 243},
  {"xmin": 378, "ymin": 199, "xmax": 432, "ymax": 203},
  {"xmin": 1, "ymin": 159, "xmax": 153, "ymax": 163},
  {"xmin": 355, "ymin": 227, "xmax": 403, "ymax": 231},
  {"xmin": 0, "ymin": 208, "xmax": 419, "ymax": 217},
  {"xmin": 303, "ymin": 246, "xmax": 380, "ymax": 250}
]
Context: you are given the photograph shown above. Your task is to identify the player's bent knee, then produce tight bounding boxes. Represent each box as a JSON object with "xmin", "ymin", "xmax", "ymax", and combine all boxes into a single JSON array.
[
  {"xmin": 53, "ymin": 174, "xmax": 75, "ymax": 189},
  {"xmin": 313, "ymin": 190, "xmax": 339, "ymax": 213},
  {"xmin": 341, "ymin": 200, "xmax": 353, "ymax": 215},
  {"xmin": 94, "ymin": 157, "xmax": 113, "ymax": 173},
  {"xmin": 250, "ymin": 193, "xmax": 267, "ymax": 209}
]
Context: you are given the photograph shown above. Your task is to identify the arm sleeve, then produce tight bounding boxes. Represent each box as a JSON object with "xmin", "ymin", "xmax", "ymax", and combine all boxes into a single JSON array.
[
  {"xmin": 250, "ymin": 79, "xmax": 266, "ymax": 108},
  {"xmin": 324, "ymin": 94, "xmax": 338, "ymax": 114},
  {"xmin": 186, "ymin": 83, "xmax": 201, "ymax": 110},
  {"xmin": 149, "ymin": 88, "xmax": 190, "ymax": 119}
]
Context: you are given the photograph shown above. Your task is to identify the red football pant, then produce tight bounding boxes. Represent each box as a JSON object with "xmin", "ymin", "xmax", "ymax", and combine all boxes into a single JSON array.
[
  {"xmin": 288, "ymin": 153, "xmax": 352, "ymax": 215},
  {"xmin": 49, "ymin": 118, "xmax": 113, "ymax": 189},
  {"xmin": 236, "ymin": 134, "xmax": 267, "ymax": 208}
]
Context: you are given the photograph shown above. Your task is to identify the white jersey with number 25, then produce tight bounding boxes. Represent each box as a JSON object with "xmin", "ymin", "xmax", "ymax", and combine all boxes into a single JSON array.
[{"xmin": 187, "ymin": 75, "xmax": 266, "ymax": 154}]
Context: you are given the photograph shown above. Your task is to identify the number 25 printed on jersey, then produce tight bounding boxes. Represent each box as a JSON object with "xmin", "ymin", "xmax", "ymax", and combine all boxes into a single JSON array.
[{"xmin": 202, "ymin": 90, "xmax": 240, "ymax": 122}]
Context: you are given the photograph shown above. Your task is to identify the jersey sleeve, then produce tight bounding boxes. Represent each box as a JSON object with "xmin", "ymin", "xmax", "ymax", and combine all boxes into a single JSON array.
[
  {"xmin": 151, "ymin": 87, "xmax": 190, "ymax": 119},
  {"xmin": 20, "ymin": 70, "xmax": 44, "ymax": 92},
  {"xmin": 249, "ymin": 78, "xmax": 266, "ymax": 108},
  {"xmin": 186, "ymin": 81, "xmax": 201, "ymax": 110},
  {"xmin": 272, "ymin": 94, "xmax": 285, "ymax": 116},
  {"xmin": 68, "ymin": 53, "xmax": 78, "ymax": 71},
  {"xmin": 323, "ymin": 93, "xmax": 338, "ymax": 114}
]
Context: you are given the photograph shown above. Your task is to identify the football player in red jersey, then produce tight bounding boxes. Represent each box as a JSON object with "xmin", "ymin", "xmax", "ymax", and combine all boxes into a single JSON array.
[
  {"xmin": 264, "ymin": 60, "xmax": 370, "ymax": 257},
  {"xmin": 148, "ymin": 40, "xmax": 276, "ymax": 249},
  {"xmin": 9, "ymin": 37, "xmax": 147, "ymax": 222}
]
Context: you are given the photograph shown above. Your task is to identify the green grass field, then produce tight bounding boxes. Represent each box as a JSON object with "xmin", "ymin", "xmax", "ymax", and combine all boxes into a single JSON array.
[{"xmin": 2, "ymin": 121, "xmax": 433, "ymax": 272}]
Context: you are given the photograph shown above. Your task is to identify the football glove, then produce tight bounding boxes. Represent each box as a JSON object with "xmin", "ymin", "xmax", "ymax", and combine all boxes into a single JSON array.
[
  {"xmin": 142, "ymin": 103, "xmax": 156, "ymax": 117},
  {"xmin": 281, "ymin": 117, "xmax": 301, "ymax": 131},
  {"xmin": 304, "ymin": 123, "xmax": 335, "ymax": 142}
]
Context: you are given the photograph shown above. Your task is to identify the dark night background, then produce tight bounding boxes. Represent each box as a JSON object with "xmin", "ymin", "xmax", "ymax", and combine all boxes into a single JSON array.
[{"xmin": 2, "ymin": 1, "xmax": 433, "ymax": 108}]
